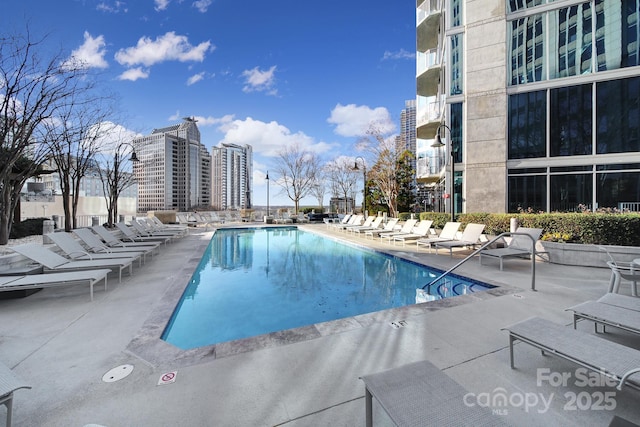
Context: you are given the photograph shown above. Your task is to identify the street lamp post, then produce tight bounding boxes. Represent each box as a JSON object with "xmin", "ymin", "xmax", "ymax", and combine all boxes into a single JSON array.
[
  {"xmin": 431, "ymin": 124, "xmax": 455, "ymax": 222},
  {"xmin": 353, "ymin": 157, "xmax": 367, "ymax": 216},
  {"xmin": 266, "ymin": 171, "xmax": 270, "ymax": 217}
]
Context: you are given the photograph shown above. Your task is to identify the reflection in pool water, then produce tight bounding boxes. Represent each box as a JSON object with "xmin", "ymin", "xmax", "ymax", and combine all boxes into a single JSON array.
[{"xmin": 162, "ymin": 227, "xmax": 495, "ymax": 349}]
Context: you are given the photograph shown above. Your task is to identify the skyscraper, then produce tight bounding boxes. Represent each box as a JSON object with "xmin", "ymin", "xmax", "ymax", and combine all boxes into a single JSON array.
[
  {"xmin": 132, "ymin": 118, "xmax": 211, "ymax": 212},
  {"xmin": 211, "ymin": 143, "xmax": 253, "ymax": 211}
]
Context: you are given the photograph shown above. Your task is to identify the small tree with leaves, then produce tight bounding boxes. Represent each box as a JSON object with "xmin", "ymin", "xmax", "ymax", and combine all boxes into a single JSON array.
[{"xmin": 396, "ymin": 150, "xmax": 416, "ymax": 213}]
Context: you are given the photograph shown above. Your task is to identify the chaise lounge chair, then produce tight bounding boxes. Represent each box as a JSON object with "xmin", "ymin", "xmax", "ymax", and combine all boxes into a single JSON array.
[
  {"xmin": 566, "ymin": 299, "xmax": 640, "ymax": 336},
  {"xmin": 0, "ymin": 269, "xmax": 112, "ymax": 301},
  {"xmin": 478, "ymin": 227, "xmax": 543, "ymax": 270},
  {"xmin": 597, "ymin": 293, "xmax": 640, "ymax": 312},
  {"xmin": 360, "ymin": 360, "xmax": 508, "ymax": 426},
  {"xmin": 46, "ymin": 232, "xmax": 144, "ymax": 267},
  {"xmin": 379, "ymin": 219, "xmax": 418, "ymax": 243},
  {"xmin": 502, "ymin": 316, "xmax": 640, "ymax": 391},
  {"xmin": 127, "ymin": 221, "xmax": 179, "ymax": 241},
  {"xmin": 11, "ymin": 243, "xmax": 134, "ymax": 283},
  {"xmin": 363, "ymin": 218, "xmax": 399, "ymax": 239},
  {"xmin": 350, "ymin": 216, "xmax": 384, "ymax": 236},
  {"xmin": 0, "ymin": 360, "xmax": 31, "ymax": 427},
  {"xmin": 92, "ymin": 225, "xmax": 162, "ymax": 252},
  {"xmin": 344, "ymin": 215, "xmax": 375, "ymax": 233},
  {"xmin": 392, "ymin": 220, "xmax": 433, "ymax": 245},
  {"xmin": 74, "ymin": 228, "xmax": 158, "ymax": 260},
  {"xmin": 433, "ymin": 223, "xmax": 486, "ymax": 257},
  {"xmin": 115, "ymin": 222, "xmax": 173, "ymax": 246},
  {"xmin": 415, "ymin": 222, "xmax": 461, "ymax": 252}
]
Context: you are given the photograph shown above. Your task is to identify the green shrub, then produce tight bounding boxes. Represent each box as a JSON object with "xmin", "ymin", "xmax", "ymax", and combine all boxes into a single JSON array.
[
  {"xmin": 10, "ymin": 218, "xmax": 48, "ymax": 239},
  {"xmin": 457, "ymin": 212, "xmax": 640, "ymax": 246}
]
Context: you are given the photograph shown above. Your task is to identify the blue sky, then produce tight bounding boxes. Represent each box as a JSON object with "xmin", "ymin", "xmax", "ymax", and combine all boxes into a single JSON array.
[{"xmin": 4, "ymin": 0, "xmax": 416, "ymax": 206}]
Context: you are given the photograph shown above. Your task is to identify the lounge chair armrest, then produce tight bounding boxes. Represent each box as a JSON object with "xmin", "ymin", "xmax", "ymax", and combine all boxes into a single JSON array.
[{"xmin": 617, "ymin": 367, "xmax": 640, "ymax": 390}]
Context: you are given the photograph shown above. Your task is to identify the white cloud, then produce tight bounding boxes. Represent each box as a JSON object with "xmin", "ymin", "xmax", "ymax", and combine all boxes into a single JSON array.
[
  {"xmin": 382, "ymin": 48, "xmax": 415, "ymax": 60},
  {"xmin": 217, "ymin": 117, "xmax": 334, "ymax": 157},
  {"xmin": 117, "ymin": 67, "xmax": 150, "ymax": 81},
  {"xmin": 154, "ymin": 0, "xmax": 170, "ymax": 11},
  {"xmin": 62, "ymin": 32, "xmax": 108, "ymax": 70},
  {"xmin": 114, "ymin": 32, "xmax": 213, "ymax": 67},
  {"xmin": 241, "ymin": 66, "xmax": 277, "ymax": 95},
  {"xmin": 168, "ymin": 111, "xmax": 235, "ymax": 126},
  {"xmin": 327, "ymin": 103, "xmax": 395, "ymax": 137},
  {"xmin": 193, "ymin": 0, "xmax": 212, "ymax": 13},
  {"xmin": 186, "ymin": 72, "xmax": 205, "ymax": 85},
  {"xmin": 91, "ymin": 121, "xmax": 142, "ymax": 151},
  {"xmin": 96, "ymin": 1, "xmax": 128, "ymax": 13}
]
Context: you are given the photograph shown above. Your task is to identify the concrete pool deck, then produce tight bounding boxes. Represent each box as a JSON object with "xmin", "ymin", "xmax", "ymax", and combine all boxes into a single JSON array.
[{"xmin": 0, "ymin": 223, "xmax": 639, "ymax": 426}]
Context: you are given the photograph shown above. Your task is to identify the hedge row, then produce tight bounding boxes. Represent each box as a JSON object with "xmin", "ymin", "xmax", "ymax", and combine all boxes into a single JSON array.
[{"xmin": 410, "ymin": 212, "xmax": 640, "ymax": 246}]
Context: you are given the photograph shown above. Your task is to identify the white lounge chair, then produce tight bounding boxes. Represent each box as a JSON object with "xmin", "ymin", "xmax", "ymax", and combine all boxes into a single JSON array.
[
  {"xmin": 326, "ymin": 214, "xmax": 351, "ymax": 228},
  {"xmin": 144, "ymin": 217, "xmax": 188, "ymax": 236},
  {"xmin": 46, "ymin": 232, "xmax": 144, "ymax": 267},
  {"xmin": 335, "ymin": 215, "xmax": 362, "ymax": 231},
  {"xmin": 364, "ymin": 218, "xmax": 399, "ymax": 239},
  {"xmin": 0, "ymin": 360, "xmax": 31, "ymax": 427},
  {"xmin": 77, "ymin": 227, "xmax": 159, "ymax": 258},
  {"xmin": 379, "ymin": 219, "xmax": 418, "ymax": 243},
  {"xmin": 351, "ymin": 216, "xmax": 384, "ymax": 236},
  {"xmin": 598, "ymin": 293, "xmax": 640, "ymax": 312},
  {"xmin": 11, "ymin": 243, "xmax": 134, "ymax": 283},
  {"xmin": 416, "ymin": 222, "xmax": 461, "ymax": 252},
  {"xmin": 478, "ymin": 227, "xmax": 543, "ymax": 270},
  {"xmin": 128, "ymin": 220, "xmax": 179, "ymax": 240},
  {"xmin": 392, "ymin": 220, "xmax": 433, "ymax": 245},
  {"xmin": 115, "ymin": 222, "xmax": 172, "ymax": 246},
  {"xmin": 344, "ymin": 215, "xmax": 375, "ymax": 233},
  {"xmin": 92, "ymin": 225, "xmax": 162, "ymax": 251},
  {"xmin": 0, "ymin": 269, "xmax": 112, "ymax": 301},
  {"xmin": 434, "ymin": 223, "xmax": 486, "ymax": 256}
]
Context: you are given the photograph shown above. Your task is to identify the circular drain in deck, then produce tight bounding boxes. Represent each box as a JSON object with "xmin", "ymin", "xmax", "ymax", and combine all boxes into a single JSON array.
[{"xmin": 102, "ymin": 364, "xmax": 134, "ymax": 383}]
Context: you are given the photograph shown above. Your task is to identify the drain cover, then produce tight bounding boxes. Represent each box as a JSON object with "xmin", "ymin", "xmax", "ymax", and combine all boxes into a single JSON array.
[
  {"xmin": 390, "ymin": 320, "xmax": 408, "ymax": 329},
  {"xmin": 102, "ymin": 364, "xmax": 134, "ymax": 383}
]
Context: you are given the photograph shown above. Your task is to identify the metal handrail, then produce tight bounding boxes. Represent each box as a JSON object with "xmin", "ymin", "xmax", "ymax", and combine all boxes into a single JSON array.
[{"xmin": 418, "ymin": 231, "xmax": 538, "ymax": 293}]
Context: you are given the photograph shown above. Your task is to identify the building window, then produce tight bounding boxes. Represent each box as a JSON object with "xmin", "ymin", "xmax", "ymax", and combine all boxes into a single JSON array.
[
  {"xmin": 450, "ymin": 34, "xmax": 463, "ymax": 95},
  {"xmin": 550, "ymin": 173, "xmax": 593, "ymax": 211},
  {"xmin": 596, "ymin": 76, "xmax": 640, "ymax": 153},
  {"xmin": 450, "ymin": 102, "xmax": 463, "ymax": 163},
  {"xmin": 508, "ymin": 171, "xmax": 547, "ymax": 212},
  {"xmin": 508, "ymin": 91, "xmax": 547, "ymax": 159},
  {"xmin": 451, "ymin": 0, "xmax": 462, "ymax": 27},
  {"xmin": 509, "ymin": 13, "xmax": 546, "ymax": 85},
  {"xmin": 549, "ymin": 3, "xmax": 593, "ymax": 79},
  {"xmin": 550, "ymin": 84, "xmax": 593, "ymax": 156},
  {"xmin": 596, "ymin": 169, "xmax": 640, "ymax": 209}
]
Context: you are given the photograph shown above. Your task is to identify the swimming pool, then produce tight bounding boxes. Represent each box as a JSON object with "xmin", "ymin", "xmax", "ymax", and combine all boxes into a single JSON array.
[{"xmin": 162, "ymin": 227, "xmax": 495, "ymax": 349}]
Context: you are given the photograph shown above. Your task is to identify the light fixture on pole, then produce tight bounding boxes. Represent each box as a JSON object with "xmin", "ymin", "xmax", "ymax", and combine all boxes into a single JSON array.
[
  {"xmin": 265, "ymin": 171, "xmax": 270, "ymax": 217},
  {"xmin": 352, "ymin": 156, "xmax": 367, "ymax": 215},
  {"xmin": 431, "ymin": 124, "xmax": 455, "ymax": 222}
]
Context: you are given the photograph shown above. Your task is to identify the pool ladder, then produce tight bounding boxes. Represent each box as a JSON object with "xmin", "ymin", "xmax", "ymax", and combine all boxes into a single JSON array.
[{"xmin": 417, "ymin": 231, "xmax": 539, "ymax": 296}]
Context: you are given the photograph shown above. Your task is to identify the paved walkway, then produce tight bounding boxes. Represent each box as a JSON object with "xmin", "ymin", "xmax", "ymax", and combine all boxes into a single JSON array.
[{"xmin": 0, "ymin": 223, "xmax": 638, "ymax": 426}]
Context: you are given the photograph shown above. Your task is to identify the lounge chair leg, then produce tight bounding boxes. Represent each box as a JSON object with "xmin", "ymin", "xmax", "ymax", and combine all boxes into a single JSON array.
[
  {"xmin": 509, "ymin": 335, "xmax": 515, "ymax": 369},
  {"xmin": 365, "ymin": 388, "xmax": 373, "ymax": 427}
]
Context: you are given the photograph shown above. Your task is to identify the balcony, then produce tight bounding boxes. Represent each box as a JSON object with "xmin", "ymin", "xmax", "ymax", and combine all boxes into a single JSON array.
[
  {"xmin": 417, "ymin": 48, "xmax": 442, "ymax": 97},
  {"xmin": 417, "ymin": 0, "xmax": 441, "ymax": 51},
  {"xmin": 416, "ymin": 96, "xmax": 444, "ymax": 140}
]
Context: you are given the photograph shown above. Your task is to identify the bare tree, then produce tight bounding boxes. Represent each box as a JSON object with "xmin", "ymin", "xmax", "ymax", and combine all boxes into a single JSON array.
[
  {"xmin": 357, "ymin": 126, "xmax": 400, "ymax": 217},
  {"xmin": 273, "ymin": 143, "xmax": 321, "ymax": 213},
  {"xmin": 45, "ymin": 95, "xmax": 113, "ymax": 231},
  {"xmin": 309, "ymin": 170, "xmax": 326, "ymax": 212},
  {"xmin": 325, "ymin": 157, "xmax": 358, "ymax": 214},
  {"xmin": 95, "ymin": 124, "xmax": 138, "ymax": 227},
  {"xmin": 0, "ymin": 30, "xmax": 90, "ymax": 243}
]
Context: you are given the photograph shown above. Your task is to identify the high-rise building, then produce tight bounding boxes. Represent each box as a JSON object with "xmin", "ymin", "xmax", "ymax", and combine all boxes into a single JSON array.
[
  {"xmin": 211, "ymin": 143, "xmax": 253, "ymax": 211},
  {"xmin": 132, "ymin": 118, "xmax": 211, "ymax": 212},
  {"xmin": 417, "ymin": 0, "xmax": 640, "ymax": 214}
]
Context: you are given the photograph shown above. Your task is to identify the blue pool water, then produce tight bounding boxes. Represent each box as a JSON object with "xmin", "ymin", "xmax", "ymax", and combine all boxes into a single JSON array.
[{"xmin": 162, "ymin": 227, "xmax": 495, "ymax": 349}]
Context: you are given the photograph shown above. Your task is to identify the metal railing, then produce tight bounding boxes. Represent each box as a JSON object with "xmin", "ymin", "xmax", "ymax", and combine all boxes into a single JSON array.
[{"xmin": 416, "ymin": 231, "xmax": 539, "ymax": 301}]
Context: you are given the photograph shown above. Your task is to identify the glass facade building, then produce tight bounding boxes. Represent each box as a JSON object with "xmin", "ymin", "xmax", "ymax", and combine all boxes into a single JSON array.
[{"xmin": 417, "ymin": 0, "xmax": 640, "ymax": 213}]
